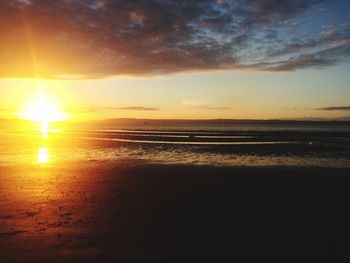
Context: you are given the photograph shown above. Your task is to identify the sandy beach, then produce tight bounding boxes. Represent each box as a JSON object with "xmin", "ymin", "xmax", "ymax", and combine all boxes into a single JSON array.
[{"xmin": 1, "ymin": 161, "xmax": 349, "ymax": 262}]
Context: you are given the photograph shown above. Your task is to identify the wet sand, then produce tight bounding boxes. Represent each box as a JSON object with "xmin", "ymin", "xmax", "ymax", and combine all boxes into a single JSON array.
[{"xmin": 0, "ymin": 161, "xmax": 350, "ymax": 262}]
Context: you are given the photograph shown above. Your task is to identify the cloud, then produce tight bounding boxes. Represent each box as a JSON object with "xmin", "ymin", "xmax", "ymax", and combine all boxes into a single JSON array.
[
  {"xmin": 0, "ymin": 0, "xmax": 349, "ymax": 78},
  {"xmin": 192, "ymin": 106, "xmax": 231, "ymax": 110},
  {"xmin": 316, "ymin": 106, "xmax": 350, "ymax": 111},
  {"xmin": 116, "ymin": 107, "xmax": 160, "ymax": 111},
  {"xmin": 180, "ymin": 101, "xmax": 230, "ymax": 110},
  {"xmin": 251, "ymin": 44, "xmax": 350, "ymax": 71},
  {"xmin": 74, "ymin": 106, "xmax": 160, "ymax": 112}
]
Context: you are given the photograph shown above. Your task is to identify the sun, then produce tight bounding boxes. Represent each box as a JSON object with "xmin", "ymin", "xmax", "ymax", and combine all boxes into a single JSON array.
[{"xmin": 19, "ymin": 90, "xmax": 67, "ymax": 137}]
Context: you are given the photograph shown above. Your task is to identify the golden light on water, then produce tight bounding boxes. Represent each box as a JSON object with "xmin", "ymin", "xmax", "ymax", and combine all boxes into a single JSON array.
[
  {"xmin": 15, "ymin": 87, "xmax": 69, "ymax": 164},
  {"xmin": 37, "ymin": 147, "xmax": 49, "ymax": 164}
]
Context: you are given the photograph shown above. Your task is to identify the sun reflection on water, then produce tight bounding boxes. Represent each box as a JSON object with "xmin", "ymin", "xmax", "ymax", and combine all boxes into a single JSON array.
[{"xmin": 37, "ymin": 147, "xmax": 49, "ymax": 164}]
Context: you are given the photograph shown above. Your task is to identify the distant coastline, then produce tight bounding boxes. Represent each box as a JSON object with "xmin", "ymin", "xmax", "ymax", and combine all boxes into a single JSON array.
[{"xmin": 1, "ymin": 117, "xmax": 350, "ymax": 131}]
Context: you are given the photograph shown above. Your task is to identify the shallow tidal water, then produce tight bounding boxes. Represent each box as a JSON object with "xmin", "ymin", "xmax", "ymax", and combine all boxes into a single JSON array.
[{"xmin": 1, "ymin": 123, "xmax": 349, "ymax": 168}]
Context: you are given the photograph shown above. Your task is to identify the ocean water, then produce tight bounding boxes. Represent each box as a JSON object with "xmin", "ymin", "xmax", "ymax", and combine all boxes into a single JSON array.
[{"xmin": 0, "ymin": 122, "xmax": 349, "ymax": 167}]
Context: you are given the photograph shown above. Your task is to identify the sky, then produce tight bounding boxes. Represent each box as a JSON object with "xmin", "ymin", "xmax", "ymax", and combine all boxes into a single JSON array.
[{"xmin": 0, "ymin": 0, "xmax": 349, "ymax": 120}]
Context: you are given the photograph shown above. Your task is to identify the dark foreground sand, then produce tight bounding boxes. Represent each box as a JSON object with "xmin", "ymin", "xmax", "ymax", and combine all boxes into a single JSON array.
[{"xmin": 0, "ymin": 161, "xmax": 349, "ymax": 262}]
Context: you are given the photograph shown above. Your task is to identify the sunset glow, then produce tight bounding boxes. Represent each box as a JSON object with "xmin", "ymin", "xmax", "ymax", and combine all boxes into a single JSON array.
[
  {"xmin": 19, "ymin": 89, "xmax": 67, "ymax": 137},
  {"xmin": 0, "ymin": 1, "xmax": 349, "ymax": 262}
]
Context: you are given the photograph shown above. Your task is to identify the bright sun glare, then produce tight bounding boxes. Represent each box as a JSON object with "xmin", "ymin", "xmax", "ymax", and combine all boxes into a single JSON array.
[
  {"xmin": 19, "ymin": 90, "xmax": 67, "ymax": 137},
  {"xmin": 37, "ymin": 147, "xmax": 49, "ymax": 164}
]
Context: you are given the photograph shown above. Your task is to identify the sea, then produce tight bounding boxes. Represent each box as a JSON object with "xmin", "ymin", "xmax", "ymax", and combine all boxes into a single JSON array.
[{"xmin": 1, "ymin": 121, "xmax": 349, "ymax": 167}]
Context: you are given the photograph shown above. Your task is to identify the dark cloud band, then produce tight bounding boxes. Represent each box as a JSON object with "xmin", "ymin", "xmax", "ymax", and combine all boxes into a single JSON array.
[{"xmin": 0, "ymin": 0, "xmax": 349, "ymax": 78}]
